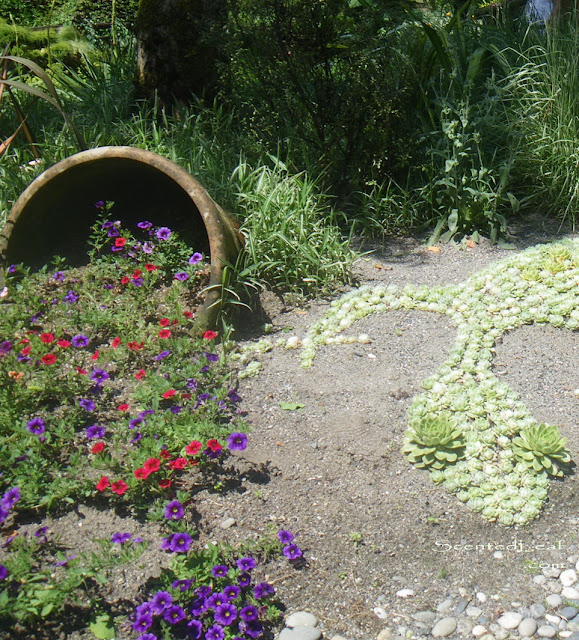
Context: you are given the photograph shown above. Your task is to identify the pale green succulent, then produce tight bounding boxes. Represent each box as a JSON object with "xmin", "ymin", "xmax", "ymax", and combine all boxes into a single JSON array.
[
  {"xmin": 402, "ymin": 413, "xmax": 466, "ymax": 470},
  {"xmin": 512, "ymin": 424, "xmax": 572, "ymax": 477},
  {"xmin": 520, "ymin": 267, "xmax": 541, "ymax": 281}
]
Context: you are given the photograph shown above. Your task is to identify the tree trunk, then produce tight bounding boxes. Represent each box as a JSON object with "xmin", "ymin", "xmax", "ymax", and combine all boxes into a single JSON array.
[{"xmin": 135, "ymin": 0, "xmax": 226, "ymax": 106}]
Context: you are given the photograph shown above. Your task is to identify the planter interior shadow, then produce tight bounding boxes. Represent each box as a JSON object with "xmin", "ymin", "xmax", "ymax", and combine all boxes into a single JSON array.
[{"xmin": 0, "ymin": 146, "xmax": 244, "ymax": 332}]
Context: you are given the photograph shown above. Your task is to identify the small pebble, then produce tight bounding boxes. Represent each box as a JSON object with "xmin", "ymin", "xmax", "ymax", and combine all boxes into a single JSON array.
[
  {"xmin": 493, "ymin": 551, "xmax": 504, "ymax": 559},
  {"xmin": 457, "ymin": 619, "xmax": 474, "ymax": 635},
  {"xmin": 498, "ymin": 612, "xmax": 523, "ymax": 629},
  {"xmin": 411, "ymin": 611, "xmax": 436, "ymax": 624},
  {"xmin": 547, "ymin": 580, "xmax": 563, "ymax": 594},
  {"xmin": 544, "ymin": 567, "xmax": 563, "ymax": 579},
  {"xmin": 567, "ymin": 633, "xmax": 579, "ymax": 640},
  {"xmin": 531, "ymin": 604, "xmax": 547, "ymax": 618},
  {"xmin": 286, "ymin": 612, "xmax": 318, "ymax": 628},
  {"xmin": 220, "ymin": 517, "xmax": 236, "ymax": 529},
  {"xmin": 563, "ymin": 587, "xmax": 579, "ymax": 600},
  {"xmin": 376, "ymin": 630, "xmax": 393, "ymax": 640},
  {"xmin": 534, "ymin": 575, "xmax": 548, "ymax": 586},
  {"xmin": 561, "ymin": 570, "xmax": 579, "ymax": 587},
  {"xmin": 431, "ymin": 617, "xmax": 457, "ymax": 638},
  {"xmin": 546, "ymin": 594, "xmax": 563, "ymax": 607},
  {"xmin": 454, "ymin": 600, "xmax": 468, "ymax": 615},
  {"xmin": 373, "ymin": 607, "xmax": 388, "ymax": 620},
  {"xmin": 467, "ymin": 607, "xmax": 483, "ymax": 618},
  {"xmin": 537, "ymin": 625, "xmax": 557, "ymax": 638},
  {"xmin": 437, "ymin": 599, "xmax": 454, "ymax": 613},
  {"xmin": 518, "ymin": 618, "xmax": 538, "ymax": 637},
  {"xmin": 395, "ymin": 589, "xmax": 414, "ymax": 598},
  {"xmin": 279, "ymin": 627, "xmax": 321, "ymax": 640},
  {"xmin": 476, "ymin": 592, "xmax": 488, "ymax": 603},
  {"xmin": 472, "ymin": 625, "xmax": 487, "ymax": 637},
  {"xmin": 562, "ymin": 607, "xmax": 579, "ymax": 621},
  {"xmin": 545, "ymin": 614, "xmax": 561, "ymax": 625}
]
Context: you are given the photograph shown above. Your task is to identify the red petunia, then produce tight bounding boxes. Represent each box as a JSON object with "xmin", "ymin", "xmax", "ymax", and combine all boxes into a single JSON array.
[
  {"xmin": 159, "ymin": 318, "xmax": 171, "ymax": 327},
  {"xmin": 134, "ymin": 467, "xmax": 150, "ymax": 480},
  {"xmin": 168, "ymin": 457, "xmax": 187, "ymax": 470},
  {"xmin": 183, "ymin": 311, "xmax": 193, "ymax": 318},
  {"xmin": 40, "ymin": 333, "xmax": 54, "ymax": 344},
  {"xmin": 185, "ymin": 440, "xmax": 202, "ymax": 456},
  {"xmin": 76, "ymin": 367, "xmax": 87, "ymax": 375},
  {"xmin": 114, "ymin": 237, "xmax": 127, "ymax": 248},
  {"xmin": 41, "ymin": 353, "xmax": 57, "ymax": 365},
  {"xmin": 18, "ymin": 338, "xmax": 30, "ymax": 345},
  {"xmin": 110, "ymin": 480, "xmax": 128, "ymax": 495},
  {"xmin": 120, "ymin": 276, "xmax": 130, "ymax": 285},
  {"xmin": 181, "ymin": 393, "xmax": 192, "ymax": 401},
  {"xmin": 91, "ymin": 442, "xmax": 105, "ymax": 454},
  {"xmin": 127, "ymin": 341, "xmax": 144, "ymax": 351},
  {"xmin": 203, "ymin": 330, "xmax": 218, "ymax": 340},
  {"xmin": 91, "ymin": 350, "xmax": 100, "ymax": 361},
  {"xmin": 159, "ymin": 449, "xmax": 172, "ymax": 460},
  {"xmin": 206, "ymin": 439, "xmax": 222, "ymax": 453},
  {"xmin": 132, "ymin": 269, "xmax": 142, "ymax": 279},
  {"xmin": 96, "ymin": 476, "xmax": 110, "ymax": 492},
  {"xmin": 143, "ymin": 458, "xmax": 161, "ymax": 473},
  {"xmin": 162, "ymin": 389, "xmax": 176, "ymax": 399},
  {"xmin": 57, "ymin": 339, "xmax": 71, "ymax": 348},
  {"xmin": 117, "ymin": 404, "xmax": 129, "ymax": 412},
  {"xmin": 135, "ymin": 369, "xmax": 146, "ymax": 380},
  {"xmin": 158, "ymin": 329, "xmax": 171, "ymax": 339},
  {"xmin": 21, "ymin": 346, "xmax": 31, "ymax": 356},
  {"xmin": 158, "ymin": 478, "xmax": 172, "ymax": 489},
  {"xmin": 111, "ymin": 337, "xmax": 121, "ymax": 349},
  {"xmin": 144, "ymin": 263, "xmax": 158, "ymax": 272}
]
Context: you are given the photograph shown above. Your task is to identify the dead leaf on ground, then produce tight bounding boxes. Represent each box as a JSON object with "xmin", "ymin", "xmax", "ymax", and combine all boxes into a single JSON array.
[{"xmin": 427, "ymin": 246, "xmax": 441, "ymax": 253}]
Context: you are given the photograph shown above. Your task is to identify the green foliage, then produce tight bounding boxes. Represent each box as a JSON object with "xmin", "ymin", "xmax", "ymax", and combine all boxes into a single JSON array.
[
  {"xmin": 403, "ymin": 412, "xmax": 466, "ymax": 469},
  {"xmin": 512, "ymin": 424, "xmax": 572, "ymax": 477}
]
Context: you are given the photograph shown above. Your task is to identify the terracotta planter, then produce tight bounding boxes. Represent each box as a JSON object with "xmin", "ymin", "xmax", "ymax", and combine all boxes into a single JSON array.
[{"xmin": 0, "ymin": 146, "xmax": 244, "ymax": 332}]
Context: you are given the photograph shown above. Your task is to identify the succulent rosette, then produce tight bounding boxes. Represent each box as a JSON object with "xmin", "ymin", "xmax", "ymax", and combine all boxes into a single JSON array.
[{"xmin": 512, "ymin": 423, "xmax": 572, "ymax": 477}]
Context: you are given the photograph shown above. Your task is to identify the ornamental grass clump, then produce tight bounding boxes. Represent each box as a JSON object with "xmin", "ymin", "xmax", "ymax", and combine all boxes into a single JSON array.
[
  {"xmin": 512, "ymin": 423, "xmax": 572, "ymax": 477},
  {"xmin": 402, "ymin": 413, "xmax": 465, "ymax": 470}
]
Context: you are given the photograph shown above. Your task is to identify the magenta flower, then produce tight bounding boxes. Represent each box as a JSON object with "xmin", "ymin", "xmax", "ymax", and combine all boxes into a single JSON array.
[
  {"xmin": 174, "ymin": 272, "xmax": 189, "ymax": 281},
  {"xmin": 189, "ymin": 252, "xmax": 203, "ymax": 265},
  {"xmin": 156, "ymin": 227, "xmax": 171, "ymax": 240}
]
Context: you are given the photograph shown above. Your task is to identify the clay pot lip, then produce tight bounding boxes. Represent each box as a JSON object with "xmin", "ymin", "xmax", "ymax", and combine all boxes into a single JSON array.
[{"xmin": 0, "ymin": 145, "xmax": 245, "ymax": 332}]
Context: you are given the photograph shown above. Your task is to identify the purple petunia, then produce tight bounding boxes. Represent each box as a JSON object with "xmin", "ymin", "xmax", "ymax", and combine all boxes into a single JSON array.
[
  {"xmin": 0, "ymin": 564, "xmax": 8, "ymax": 580},
  {"xmin": 142, "ymin": 242, "xmax": 154, "ymax": 254},
  {"xmin": 222, "ymin": 585, "xmax": 241, "ymax": 601},
  {"xmin": 111, "ymin": 532, "xmax": 132, "ymax": 544},
  {"xmin": 236, "ymin": 556, "xmax": 256, "ymax": 572},
  {"xmin": 253, "ymin": 582, "xmax": 275, "ymax": 599},
  {"xmin": 207, "ymin": 592, "xmax": 227, "ymax": 610},
  {"xmin": 107, "ymin": 228, "xmax": 120, "ymax": 238},
  {"xmin": 277, "ymin": 529, "xmax": 294, "ymax": 544},
  {"xmin": 154, "ymin": 350, "xmax": 171, "ymax": 361},
  {"xmin": 26, "ymin": 417, "xmax": 45, "ymax": 435},
  {"xmin": 136, "ymin": 634, "xmax": 157, "ymax": 640},
  {"xmin": 169, "ymin": 532, "xmax": 192, "ymax": 553},
  {"xmin": 151, "ymin": 590, "xmax": 173, "ymax": 614},
  {"xmin": 190, "ymin": 596, "xmax": 209, "ymax": 617},
  {"xmin": 133, "ymin": 278, "xmax": 144, "ymax": 287},
  {"xmin": 86, "ymin": 424, "xmax": 105, "ymax": 439},
  {"xmin": 211, "ymin": 565, "xmax": 229, "ymax": 578},
  {"xmin": 243, "ymin": 620, "xmax": 264, "ymax": 639},
  {"xmin": 214, "ymin": 603, "xmax": 237, "ymax": 626},
  {"xmin": 174, "ymin": 272, "xmax": 189, "ymax": 281},
  {"xmin": 128, "ymin": 417, "xmax": 143, "ymax": 430},
  {"xmin": 205, "ymin": 352, "xmax": 219, "ymax": 362},
  {"xmin": 156, "ymin": 227, "xmax": 171, "ymax": 241},
  {"xmin": 52, "ymin": 271, "xmax": 65, "ymax": 281},
  {"xmin": 63, "ymin": 290, "xmax": 79, "ymax": 304},
  {"xmin": 135, "ymin": 602, "xmax": 153, "ymax": 618},
  {"xmin": 90, "ymin": 369, "xmax": 109, "ymax": 385},
  {"xmin": 1, "ymin": 487, "xmax": 21, "ymax": 510},
  {"xmin": 238, "ymin": 572, "xmax": 251, "ymax": 587},
  {"xmin": 0, "ymin": 340, "xmax": 12, "ymax": 355},
  {"xmin": 137, "ymin": 221, "xmax": 152, "ymax": 229},
  {"xmin": 163, "ymin": 604, "xmax": 186, "ymax": 624},
  {"xmin": 7, "ymin": 264, "xmax": 17, "ymax": 274},
  {"xmin": 283, "ymin": 544, "xmax": 303, "ymax": 560},
  {"xmin": 205, "ymin": 624, "xmax": 225, "ymax": 640},
  {"xmin": 71, "ymin": 334, "xmax": 89, "ymax": 348},
  {"xmin": 227, "ymin": 433, "xmax": 248, "ymax": 451},
  {"xmin": 187, "ymin": 619, "xmax": 203, "ymax": 639},
  {"xmin": 228, "ymin": 389, "xmax": 242, "ymax": 403},
  {"xmin": 240, "ymin": 605, "xmax": 259, "ymax": 622},
  {"xmin": 79, "ymin": 398, "xmax": 96, "ymax": 412},
  {"xmin": 172, "ymin": 579, "xmax": 193, "ymax": 592},
  {"xmin": 189, "ymin": 252, "xmax": 203, "ymax": 265},
  {"xmin": 132, "ymin": 614, "xmax": 153, "ymax": 632},
  {"xmin": 164, "ymin": 500, "xmax": 184, "ymax": 520}
]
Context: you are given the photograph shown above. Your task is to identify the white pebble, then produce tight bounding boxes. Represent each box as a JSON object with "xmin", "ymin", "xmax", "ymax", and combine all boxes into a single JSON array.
[
  {"xmin": 545, "ymin": 614, "xmax": 561, "ymax": 625},
  {"xmin": 220, "ymin": 517, "xmax": 236, "ymax": 529},
  {"xmin": 476, "ymin": 592, "xmax": 488, "ymax": 603},
  {"xmin": 372, "ymin": 607, "xmax": 388, "ymax": 620},
  {"xmin": 563, "ymin": 586, "xmax": 579, "ymax": 600},
  {"xmin": 395, "ymin": 588, "xmax": 414, "ymax": 598},
  {"xmin": 472, "ymin": 625, "xmax": 487, "ymax": 637},
  {"xmin": 498, "ymin": 612, "xmax": 523, "ymax": 629},
  {"xmin": 518, "ymin": 618, "xmax": 538, "ymax": 637},
  {"xmin": 493, "ymin": 551, "xmax": 504, "ymax": 559},
  {"xmin": 537, "ymin": 625, "xmax": 557, "ymax": 638},
  {"xmin": 533, "ymin": 575, "xmax": 548, "ymax": 585},
  {"xmin": 561, "ymin": 569, "xmax": 578, "ymax": 587},
  {"xmin": 546, "ymin": 594, "xmax": 563, "ymax": 608},
  {"xmin": 286, "ymin": 612, "xmax": 318, "ymax": 628}
]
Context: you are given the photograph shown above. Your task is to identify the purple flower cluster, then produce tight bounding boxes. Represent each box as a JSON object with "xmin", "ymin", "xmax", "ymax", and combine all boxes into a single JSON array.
[
  {"xmin": 0, "ymin": 487, "xmax": 21, "ymax": 524},
  {"xmin": 277, "ymin": 530, "xmax": 303, "ymax": 560},
  {"xmin": 132, "ymin": 555, "xmax": 274, "ymax": 640},
  {"xmin": 160, "ymin": 532, "xmax": 192, "ymax": 553}
]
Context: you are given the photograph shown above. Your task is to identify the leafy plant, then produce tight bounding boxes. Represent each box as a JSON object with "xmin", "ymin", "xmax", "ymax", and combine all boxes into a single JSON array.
[
  {"xmin": 512, "ymin": 423, "xmax": 572, "ymax": 477},
  {"xmin": 402, "ymin": 413, "xmax": 466, "ymax": 469}
]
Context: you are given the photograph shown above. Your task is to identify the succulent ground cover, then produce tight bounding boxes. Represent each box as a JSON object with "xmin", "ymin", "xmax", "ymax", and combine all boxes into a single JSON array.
[
  {"xmin": 0, "ymin": 211, "xmax": 301, "ymax": 638},
  {"xmin": 237, "ymin": 239, "xmax": 579, "ymax": 527}
]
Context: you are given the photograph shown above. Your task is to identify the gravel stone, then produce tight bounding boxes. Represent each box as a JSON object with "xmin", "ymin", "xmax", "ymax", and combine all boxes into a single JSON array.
[
  {"xmin": 518, "ymin": 618, "xmax": 538, "ymax": 636},
  {"xmin": 454, "ymin": 600, "xmax": 468, "ymax": 615},
  {"xmin": 563, "ymin": 587, "xmax": 579, "ymax": 600},
  {"xmin": 561, "ymin": 570, "xmax": 578, "ymax": 586},
  {"xmin": 456, "ymin": 618, "xmax": 474, "ymax": 635},
  {"xmin": 545, "ymin": 614, "xmax": 562, "ymax": 625},
  {"xmin": 531, "ymin": 604, "xmax": 547, "ymax": 618},
  {"xmin": 476, "ymin": 593, "xmax": 488, "ymax": 603},
  {"xmin": 537, "ymin": 625, "xmax": 557, "ymax": 638},
  {"xmin": 286, "ymin": 612, "xmax": 319, "ymax": 628},
  {"xmin": 472, "ymin": 625, "xmax": 487, "ymax": 637},
  {"xmin": 411, "ymin": 611, "xmax": 436, "ymax": 624},
  {"xmin": 547, "ymin": 580, "xmax": 563, "ymax": 594},
  {"xmin": 431, "ymin": 617, "xmax": 457, "ymax": 638},
  {"xmin": 436, "ymin": 599, "xmax": 454, "ymax": 613},
  {"xmin": 219, "ymin": 517, "xmax": 236, "ymax": 529},
  {"xmin": 544, "ymin": 567, "xmax": 563, "ymax": 579},
  {"xmin": 395, "ymin": 589, "xmax": 414, "ymax": 598},
  {"xmin": 546, "ymin": 594, "xmax": 563, "ymax": 608},
  {"xmin": 279, "ymin": 627, "xmax": 322, "ymax": 640},
  {"xmin": 534, "ymin": 575, "xmax": 548, "ymax": 586},
  {"xmin": 562, "ymin": 607, "xmax": 579, "ymax": 621},
  {"xmin": 376, "ymin": 630, "xmax": 393, "ymax": 640},
  {"xmin": 467, "ymin": 607, "xmax": 483, "ymax": 618},
  {"xmin": 498, "ymin": 612, "xmax": 523, "ymax": 629}
]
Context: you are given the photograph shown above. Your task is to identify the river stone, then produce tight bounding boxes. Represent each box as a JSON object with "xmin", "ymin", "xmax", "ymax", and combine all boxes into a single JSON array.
[
  {"xmin": 545, "ymin": 614, "xmax": 561, "ymax": 625},
  {"xmin": 518, "ymin": 618, "xmax": 538, "ymax": 637},
  {"xmin": 547, "ymin": 580, "xmax": 563, "ymax": 594},
  {"xmin": 431, "ymin": 617, "xmax": 457, "ymax": 637},
  {"xmin": 279, "ymin": 627, "xmax": 322, "ymax": 640},
  {"xmin": 498, "ymin": 612, "xmax": 523, "ymax": 629},
  {"xmin": 476, "ymin": 592, "xmax": 488, "ymax": 603},
  {"xmin": 564, "ymin": 587, "xmax": 579, "ymax": 600},
  {"xmin": 546, "ymin": 594, "xmax": 563, "ymax": 608},
  {"xmin": 472, "ymin": 625, "xmax": 487, "ymax": 637},
  {"xmin": 376, "ymin": 629, "xmax": 393, "ymax": 640},
  {"xmin": 567, "ymin": 633, "xmax": 579, "ymax": 640},
  {"xmin": 537, "ymin": 625, "xmax": 557, "ymax": 638},
  {"xmin": 456, "ymin": 618, "xmax": 474, "ymax": 635},
  {"xmin": 411, "ymin": 611, "xmax": 436, "ymax": 624},
  {"xmin": 562, "ymin": 607, "xmax": 579, "ymax": 621},
  {"xmin": 544, "ymin": 567, "xmax": 562, "ymax": 579},
  {"xmin": 534, "ymin": 575, "xmax": 548, "ymax": 585},
  {"xmin": 531, "ymin": 604, "xmax": 547, "ymax": 618},
  {"xmin": 562, "ymin": 570, "xmax": 579, "ymax": 587},
  {"xmin": 286, "ymin": 613, "xmax": 319, "ymax": 628},
  {"xmin": 437, "ymin": 599, "xmax": 454, "ymax": 613},
  {"xmin": 467, "ymin": 607, "xmax": 483, "ymax": 618}
]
